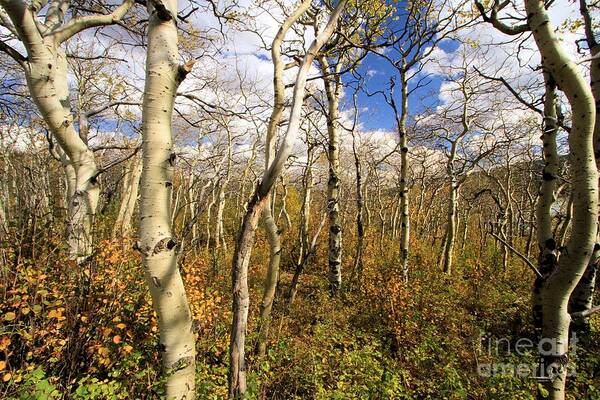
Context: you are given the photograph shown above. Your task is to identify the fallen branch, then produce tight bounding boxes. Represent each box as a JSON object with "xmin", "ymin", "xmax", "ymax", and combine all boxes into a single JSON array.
[{"xmin": 488, "ymin": 230, "xmax": 542, "ymax": 278}]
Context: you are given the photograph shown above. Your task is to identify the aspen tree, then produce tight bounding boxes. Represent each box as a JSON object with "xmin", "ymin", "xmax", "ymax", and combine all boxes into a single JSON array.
[
  {"xmin": 526, "ymin": 2, "xmax": 598, "ymax": 397},
  {"xmin": 297, "ymin": 127, "xmax": 316, "ymax": 266},
  {"xmin": 477, "ymin": 2, "xmax": 598, "ymax": 397},
  {"xmin": 350, "ymin": 111, "xmax": 365, "ymax": 281},
  {"xmin": 315, "ymin": 0, "xmax": 392, "ymax": 291},
  {"xmin": 0, "ymin": 0, "xmax": 133, "ymax": 262},
  {"xmin": 375, "ymin": 0, "xmax": 471, "ymax": 281},
  {"xmin": 254, "ymin": 0, "xmax": 312, "ymax": 358},
  {"xmin": 424, "ymin": 50, "xmax": 500, "ymax": 274},
  {"xmin": 318, "ymin": 57, "xmax": 344, "ymax": 294},
  {"xmin": 229, "ymin": 1, "xmax": 347, "ymax": 396},
  {"xmin": 138, "ymin": 0, "xmax": 196, "ymax": 397},
  {"xmin": 113, "ymin": 154, "xmax": 142, "ymax": 238},
  {"xmin": 534, "ymin": 75, "xmax": 559, "ymax": 323},
  {"xmin": 276, "ymin": 175, "xmax": 292, "ymax": 229},
  {"xmin": 568, "ymin": 0, "xmax": 600, "ymax": 331}
]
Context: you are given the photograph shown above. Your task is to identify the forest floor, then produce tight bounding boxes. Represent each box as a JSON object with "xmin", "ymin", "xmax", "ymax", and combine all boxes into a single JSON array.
[{"xmin": 1, "ymin": 230, "xmax": 599, "ymax": 399}]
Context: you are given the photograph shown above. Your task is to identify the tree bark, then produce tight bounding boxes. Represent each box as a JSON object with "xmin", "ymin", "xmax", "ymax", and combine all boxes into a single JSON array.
[
  {"xmin": 568, "ymin": 0, "xmax": 600, "ymax": 330},
  {"xmin": 139, "ymin": 0, "xmax": 196, "ymax": 397},
  {"xmin": 526, "ymin": 1, "xmax": 598, "ymax": 399},
  {"xmin": 298, "ymin": 139, "xmax": 314, "ymax": 265},
  {"xmin": 319, "ymin": 58, "xmax": 343, "ymax": 295},
  {"xmin": 533, "ymin": 73, "xmax": 560, "ymax": 330},
  {"xmin": 397, "ymin": 72, "xmax": 410, "ymax": 282},
  {"xmin": 228, "ymin": 2, "xmax": 347, "ymax": 396},
  {"xmin": 254, "ymin": 0, "xmax": 311, "ymax": 358},
  {"xmin": 441, "ymin": 177, "xmax": 458, "ymax": 274},
  {"xmin": 0, "ymin": 0, "xmax": 132, "ymax": 263},
  {"xmin": 351, "ymin": 124, "xmax": 364, "ymax": 282},
  {"xmin": 113, "ymin": 155, "xmax": 142, "ymax": 238}
]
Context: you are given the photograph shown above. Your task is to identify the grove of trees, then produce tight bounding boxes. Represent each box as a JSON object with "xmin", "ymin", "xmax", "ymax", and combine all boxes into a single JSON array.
[{"xmin": 1, "ymin": 0, "xmax": 599, "ymax": 399}]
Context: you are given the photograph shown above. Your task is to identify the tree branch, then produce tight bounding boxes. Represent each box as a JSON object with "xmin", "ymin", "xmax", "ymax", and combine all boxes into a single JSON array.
[
  {"xmin": 85, "ymin": 100, "xmax": 140, "ymax": 119},
  {"xmin": 0, "ymin": 39, "xmax": 26, "ymax": 66},
  {"xmin": 51, "ymin": 0, "xmax": 134, "ymax": 43},
  {"xmin": 571, "ymin": 305, "xmax": 600, "ymax": 319},
  {"xmin": 474, "ymin": 0, "xmax": 529, "ymax": 35},
  {"xmin": 489, "ymin": 230, "xmax": 542, "ymax": 278}
]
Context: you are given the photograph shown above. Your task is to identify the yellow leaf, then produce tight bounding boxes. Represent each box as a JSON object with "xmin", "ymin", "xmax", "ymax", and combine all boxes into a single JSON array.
[
  {"xmin": 0, "ymin": 361, "xmax": 5, "ymax": 370},
  {"xmin": 0, "ymin": 337, "xmax": 11, "ymax": 350},
  {"xmin": 123, "ymin": 345, "xmax": 133, "ymax": 353},
  {"xmin": 4, "ymin": 312, "xmax": 16, "ymax": 321},
  {"xmin": 116, "ymin": 323, "xmax": 126, "ymax": 329},
  {"xmin": 2, "ymin": 373, "xmax": 11, "ymax": 382}
]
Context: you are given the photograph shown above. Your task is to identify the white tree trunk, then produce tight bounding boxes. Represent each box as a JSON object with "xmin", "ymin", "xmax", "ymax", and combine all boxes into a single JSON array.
[
  {"xmin": 442, "ymin": 178, "xmax": 458, "ymax": 274},
  {"xmin": 298, "ymin": 141, "xmax": 314, "ymax": 265},
  {"xmin": 214, "ymin": 183, "xmax": 227, "ymax": 252},
  {"xmin": 390, "ymin": 71, "xmax": 410, "ymax": 282},
  {"xmin": 569, "ymin": 0, "xmax": 600, "ymax": 330},
  {"xmin": 0, "ymin": 0, "xmax": 132, "ymax": 263},
  {"xmin": 320, "ymin": 58, "xmax": 343, "ymax": 295},
  {"xmin": 138, "ymin": 1, "xmax": 196, "ymax": 397},
  {"xmin": 254, "ymin": 0, "xmax": 311, "ymax": 358},
  {"xmin": 533, "ymin": 73, "xmax": 560, "ymax": 330},
  {"xmin": 526, "ymin": 1, "xmax": 598, "ymax": 398},
  {"xmin": 228, "ymin": 2, "xmax": 347, "ymax": 396},
  {"xmin": 113, "ymin": 155, "xmax": 142, "ymax": 238}
]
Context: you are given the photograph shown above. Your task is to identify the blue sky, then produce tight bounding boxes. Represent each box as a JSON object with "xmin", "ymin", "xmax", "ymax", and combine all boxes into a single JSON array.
[{"xmin": 350, "ymin": 35, "xmax": 461, "ymax": 133}]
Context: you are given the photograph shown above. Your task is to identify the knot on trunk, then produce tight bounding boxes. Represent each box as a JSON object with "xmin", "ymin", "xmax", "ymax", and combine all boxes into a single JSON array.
[
  {"xmin": 151, "ymin": 276, "xmax": 162, "ymax": 288},
  {"xmin": 153, "ymin": 237, "xmax": 177, "ymax": 254},
  {"xmin": 62, "ymin": 117, "xmax": 73, "ymax": 128},
  {"xmin": 544, "ymin": 238, "xmax": 556, "ymax": 251},
  {"xmin": 542, "ymin": 171, "xmax": 557, "ymax": 181},
  {"xmin": 537, "ymin": 353, "xmax": 569, "ymax": 381},
  {"xmin": 150, "ymin": 0, "xmax": 175, "ymax": 21},
  {"xmin": 166, "ymin": 356, "xmax": 194, "ymax": 373},
  {"xmin": 177, "ymin": 60, "xmax": 196, "ymax": 83},
  {"xmin": 133, "ymin": 241, "xmax": 152, "ymax": 256}
]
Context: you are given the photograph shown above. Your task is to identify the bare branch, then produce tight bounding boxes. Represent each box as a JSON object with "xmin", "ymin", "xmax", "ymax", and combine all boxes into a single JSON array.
[
  {"xmin": 0, "ymin": 40, "xmax": 26, "ymax": 66},
  {"xmin": 474, "ymin": 0, "xmax": 529, "ymax": 35},
  {"xmin": 51, "ymin": 0, "xmax": 134, "ymax": 43},
  {"xmin": 571, "ymin": 305, "xmax": 600, "ymax": 319},
  {"xmin": 489, "ymin": 230, "xmax": 542, "ymax": 278}
]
